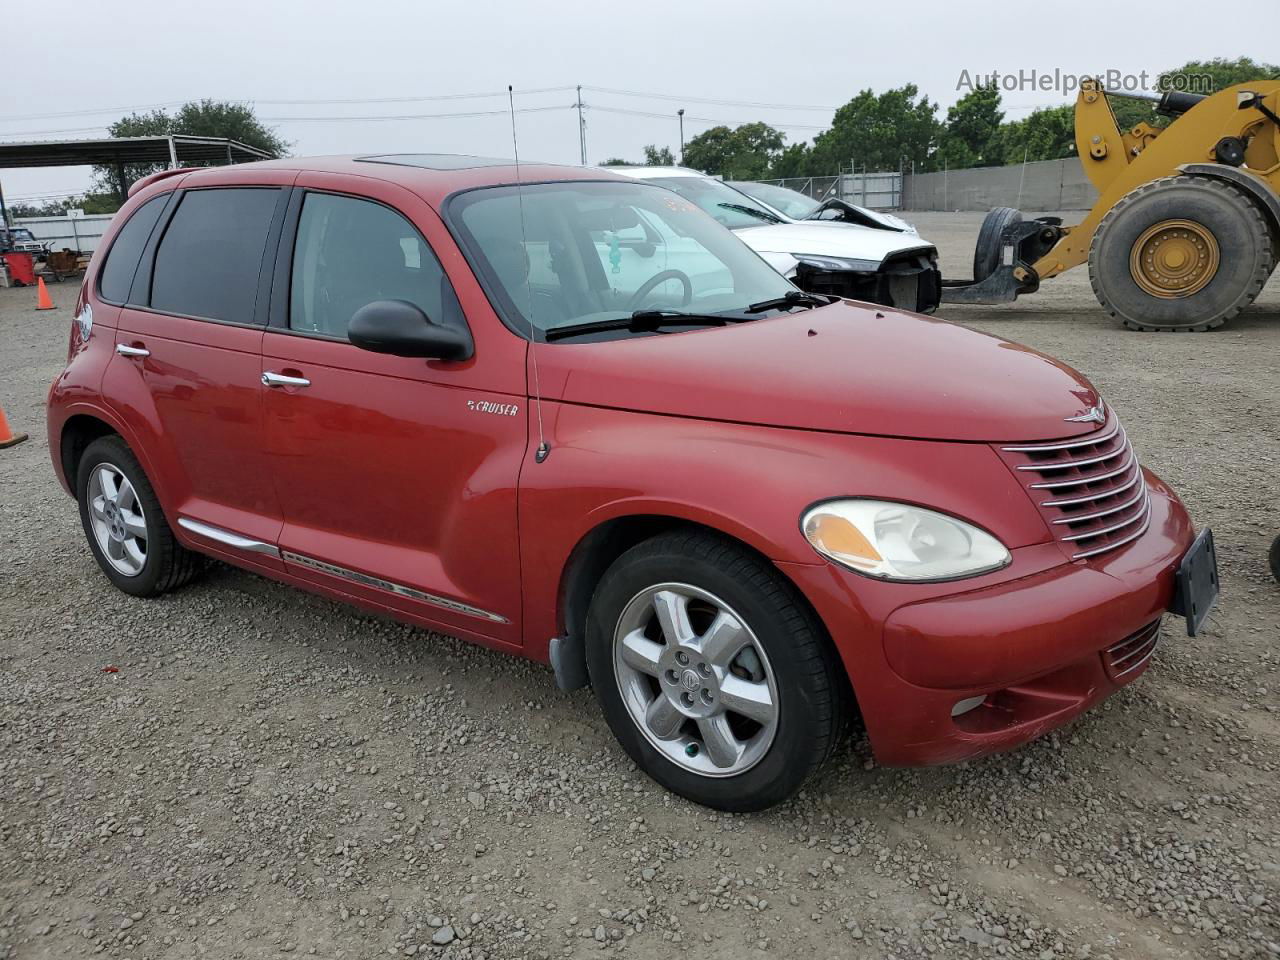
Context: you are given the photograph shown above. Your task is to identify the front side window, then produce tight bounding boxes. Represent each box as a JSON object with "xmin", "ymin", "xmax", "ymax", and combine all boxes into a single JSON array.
[
  {"xmin": 151, "ymin": 188, "xmax": 280, "ymax": 322},
  {"xmin": 289, "ymin": 192, "xmax": 460, "ymax": 340},
  {"xmin": 99, "ymin": 195, "xmax": 168, "ymax": 304},
  {"xmin": 450, "ymin": 180, "xmax": 795, "ymax": 338}
]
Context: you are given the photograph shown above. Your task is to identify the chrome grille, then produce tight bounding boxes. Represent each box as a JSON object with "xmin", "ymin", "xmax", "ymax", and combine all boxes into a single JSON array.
[
  {"xmin": 1103, "ymin": 620, "xmax": 1160, "ymax": 680},
  {"xmin": 997, "ymin": 407, "xmax": 1151, "ymax": 560}
]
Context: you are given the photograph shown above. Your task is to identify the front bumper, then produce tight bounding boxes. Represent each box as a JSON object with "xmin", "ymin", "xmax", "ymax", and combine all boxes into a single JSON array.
[
  {"xmin": 780, "ymin": 470, "xmax": 1195, "ymax": 766},
  {"xmin": 795, "ymin": 251, "xmax": 941, "ymax": 313}
]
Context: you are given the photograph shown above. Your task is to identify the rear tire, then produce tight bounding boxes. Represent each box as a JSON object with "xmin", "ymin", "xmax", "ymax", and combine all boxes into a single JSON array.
[
  {"xmin": 973, "ymin": 207, "xmax": 1023, "ymax": 281},
  {"xmin": 586, "ymin": 530, "xmax": 846, "ymax": 811},
  {"xmin": 76, "ymin": 436, "xmax": 200, "ymax": 597},
  {"xmin": 1269, "ymin": 535, "xmax": 1280, "ymax": 584},
  {"xmin": 1089, "ymin": 175, "xmax": 1274, "ymax": 331}
]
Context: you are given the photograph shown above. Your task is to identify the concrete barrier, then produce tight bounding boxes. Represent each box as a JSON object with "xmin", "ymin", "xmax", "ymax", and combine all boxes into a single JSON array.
[{"xmin": 903, "ymin": 158, "xmax": 1097, "ymax": 212}]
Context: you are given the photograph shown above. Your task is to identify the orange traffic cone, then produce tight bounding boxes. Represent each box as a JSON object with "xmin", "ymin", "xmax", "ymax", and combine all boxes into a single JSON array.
[
  {"xmin": 0, "ymin": 403, "xmax": 27, "ymax": 449},
  {"xmin": 35, "ymin": 276, "xmax": 54, "ymax": 311}
]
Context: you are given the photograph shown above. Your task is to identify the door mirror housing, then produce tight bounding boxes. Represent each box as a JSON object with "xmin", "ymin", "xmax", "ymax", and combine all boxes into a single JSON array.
[{"xmin": 348, "ymin": 300, "xmax": 473, "ymax": 361}]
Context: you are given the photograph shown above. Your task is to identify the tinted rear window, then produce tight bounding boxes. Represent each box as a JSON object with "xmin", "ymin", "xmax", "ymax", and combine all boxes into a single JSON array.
[
  {"xmin": 151, "ymin": 188, "xmax": 280, "ymax": 322},
  {"xmin": 99, "ymin": 195, "xmax": 167, "ymax": 303}
]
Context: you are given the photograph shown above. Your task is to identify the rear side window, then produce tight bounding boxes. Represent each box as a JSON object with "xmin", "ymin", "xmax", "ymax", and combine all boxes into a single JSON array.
[
  {"xmin": 289, "ymin": 192, "xmax": 461, "ymax": 339},
  {"xmin": 98, "ymin": 195, "xmax": 167, "ymax": 303},
  {"xmin": 151, "ymin": 188, "xmax": 280, "ymax": 322}
]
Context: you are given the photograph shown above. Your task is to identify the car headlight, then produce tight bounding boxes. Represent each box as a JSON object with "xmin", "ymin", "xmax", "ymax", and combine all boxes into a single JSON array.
[
  {"xmin": 801, "ymin": 499, "xmax": 1010, "ymax": 582},
  {"xmin": 791, "ymin": 254, "xmax": 880, "ymax": 272}
]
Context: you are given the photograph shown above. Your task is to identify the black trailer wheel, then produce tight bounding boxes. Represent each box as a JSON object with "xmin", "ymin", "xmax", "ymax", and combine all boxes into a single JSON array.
[
  {"xmin": 1269, "ymin": 535, "xmax": 1280, "ymax": 584},
  {"xmin": 973, "ymin": 207, "xmax": 1023, "ymax": 282},
  {"xmin": 1089, "ymin": 175, "xmax": 1275, "ymax": 331}
]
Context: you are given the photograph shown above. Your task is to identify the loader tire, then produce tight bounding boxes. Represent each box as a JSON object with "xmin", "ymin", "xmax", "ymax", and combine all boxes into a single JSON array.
[
  {"xmin": 973, "ymin": 207, "xmax": 1022, "ymax": 282},
  {"xmin": 1090, "ymin": 175, "xmax": 1274, "ymax": 332}
]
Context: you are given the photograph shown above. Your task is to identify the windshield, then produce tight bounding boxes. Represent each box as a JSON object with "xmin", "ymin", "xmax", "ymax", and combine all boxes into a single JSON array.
[
  {"xmin": 641, "ymin": 177, "xmax": 782, "ymax": 231},
  {"xmin": 450, "ymin": 180, "xmax": 796, "ymax": 338},
  {"xmin": 730, "ymin": 182, "xmax": 821, "ymax": 220}
]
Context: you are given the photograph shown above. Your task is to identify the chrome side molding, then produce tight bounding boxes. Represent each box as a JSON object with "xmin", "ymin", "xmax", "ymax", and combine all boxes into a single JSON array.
[
  {"xmin": 177, "ymin": 517, "xmax": 281, "ymax": 558},
  {"xmin": 280, "ymin": 551, "xmax": 509, "ymax": 624}
]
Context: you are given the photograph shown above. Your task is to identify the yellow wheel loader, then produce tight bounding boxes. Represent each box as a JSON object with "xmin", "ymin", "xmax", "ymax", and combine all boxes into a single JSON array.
[{"xmin": 943, "ymin": 78, "xmax": 1280, "ymax": 331}]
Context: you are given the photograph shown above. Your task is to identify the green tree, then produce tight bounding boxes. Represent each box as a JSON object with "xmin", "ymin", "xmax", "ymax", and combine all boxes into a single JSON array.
[
  {"xmin": 9, "ymin": 190, "xmax": 122, "ymax": 218},
  {"xmin": 682, "ymin": 122, "xmax": 785, "ymax": 179},
  {"xmin": 96, "ymin": 99, "xmax": 288, "ymax": 195},
  {"xmin": 936, "ymin": 84, "xmax": 1004, "ymax": 169},
  {"xmin": 599, "ymin": 157, "xmax": 635, "ymax": 166},
  {"xmin": 993, "ymin": 104, "xmax": 1076, "ymax": 164},
  {"xmin": 768, "ymin": 143, "xmax": 812, "ymax": 179},
  {"xmin": 642, "ymin": 144, "xmax": 675, "ymax": 165},
  {"xmin": 1112, "ymin": 56, "xmax": 1280, "ymax": 132},
  {"xmin": 809, "ymin": 85, "xmax": 941, "ymax": 174}
]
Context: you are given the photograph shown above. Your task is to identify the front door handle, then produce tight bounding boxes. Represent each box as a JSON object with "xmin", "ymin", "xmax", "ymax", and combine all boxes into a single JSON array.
[
  {"xmin": 262, "ymin": 371, "xmax": 311, "ymax": 389},
  {"xmin": 116, "ymin": 343, "xmax": 150, "ymax": 358}
]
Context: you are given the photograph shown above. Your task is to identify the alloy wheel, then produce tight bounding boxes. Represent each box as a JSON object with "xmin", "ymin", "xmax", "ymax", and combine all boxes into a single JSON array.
[
  {"xmin": 87, "ymin": 463, "xmax": 148, "ymax": 577},
  {"xmin": 612, "ymin": 583, "xmax": 779, "ymax": 777}
]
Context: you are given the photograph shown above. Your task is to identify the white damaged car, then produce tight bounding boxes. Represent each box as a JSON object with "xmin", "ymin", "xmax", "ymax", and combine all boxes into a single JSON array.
[{"xmin": 605, "ymin": 166, "xmax": 941, "ymax": 313}]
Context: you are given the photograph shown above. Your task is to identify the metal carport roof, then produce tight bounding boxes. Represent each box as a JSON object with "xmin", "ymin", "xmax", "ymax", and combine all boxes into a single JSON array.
[{"xmin": 0, "ymin": 135, "xmax": 273, "ymax": 169}]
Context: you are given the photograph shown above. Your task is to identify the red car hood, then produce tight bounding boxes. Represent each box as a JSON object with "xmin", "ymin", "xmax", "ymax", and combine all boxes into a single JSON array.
[{"xmin": 537, "ymin": 301, "xmax": 1104, "ymax": 443}]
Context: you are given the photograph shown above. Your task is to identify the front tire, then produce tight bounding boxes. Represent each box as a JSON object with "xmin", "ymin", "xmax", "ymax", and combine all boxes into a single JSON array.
[
  {"xmin": 586, "ymin": 531, "xmax": 846, "ymax": 811},
  {"xmin": 76, "ymin": 436, "xmax": 200, "ymax": 597},
  {"xmin": 1089, "ymin": 175, "xmax": 1275, "ymax": 331}
]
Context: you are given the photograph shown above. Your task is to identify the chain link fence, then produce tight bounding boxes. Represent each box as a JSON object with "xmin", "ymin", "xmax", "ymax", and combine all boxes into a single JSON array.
[{"xmin": 747, "ymin": 171, "xmax": 903, "ymax": 210}]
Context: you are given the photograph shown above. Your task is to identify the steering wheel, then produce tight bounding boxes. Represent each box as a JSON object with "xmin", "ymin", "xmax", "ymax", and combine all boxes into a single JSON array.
[{"xmin": 628, "ymin": 269, "xmax": 693, "ymax": 310}]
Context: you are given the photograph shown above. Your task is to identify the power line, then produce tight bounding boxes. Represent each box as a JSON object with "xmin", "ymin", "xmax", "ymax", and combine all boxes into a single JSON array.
[
  {"xmin": 582, "ymin": 85, "xmax": 837, "ymax": 112},
  {"xmin": 0, "ymin": 101, "xmax": 191, "ymax": 123},
  {"xmin": 261, "ymin": 104, "xmax": 570, "ymax": 123},
  {"xmin": 256, "ymin": 86, "xmax": 574, "ymax": 106},
  {"xmin": 0, "ymin": 83, "xmax": 834, "ymax": 126},
  {"xmin": 0, "ymin": 104, "xmax": 571, "ymax": 139},
  {"xmin": 0, "ymin": 87, "xmax": 578, "ymax": 124},
  {"xmin": 587, "ymin": 104, "xmax": 827, "ymax": 131},
  {"xmin": 0, "ymin": 125, "xmax": 110, "ymax": 138}
]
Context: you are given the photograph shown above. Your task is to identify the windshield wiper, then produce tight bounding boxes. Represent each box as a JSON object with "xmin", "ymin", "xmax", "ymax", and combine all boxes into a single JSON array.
[
  {"xmin": 744, "ymin": 290, "xmax": 829, "ymax": 313},
  {"xmin": 717, "ymin": 202, "xmax": 782, "ymax": 224},
  {"xmin": 543, "ymin": 309, "xmax": 750, "ymax": 342}
]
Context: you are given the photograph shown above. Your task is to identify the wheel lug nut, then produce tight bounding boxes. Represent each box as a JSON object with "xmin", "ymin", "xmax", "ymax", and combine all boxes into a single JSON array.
[{"xmin": 675, "ymin": 651, "xmax": 689, "ymax": 666}]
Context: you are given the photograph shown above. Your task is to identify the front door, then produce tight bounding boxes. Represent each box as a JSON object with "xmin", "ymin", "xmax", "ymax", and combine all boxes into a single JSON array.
[{"xmin": 261, "ymin": 177, "xmax": 527, "ymax": 646}]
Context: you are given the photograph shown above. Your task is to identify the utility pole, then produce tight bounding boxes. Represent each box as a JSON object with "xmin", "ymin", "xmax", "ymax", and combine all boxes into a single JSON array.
[
  {"xmin": 677, "ymin": 108, "xmax": 685, "ymax": 165},
  {"xmin": 575, "ymin": 86, "xmax": 587, "ymax": 165}
]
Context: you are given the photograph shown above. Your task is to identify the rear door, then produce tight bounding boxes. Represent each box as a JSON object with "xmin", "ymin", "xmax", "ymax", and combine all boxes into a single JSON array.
[
  {"xmin": 260, "ymin": 174, "xmax": 527, "ymax": 646},
  {"xmin": 103, "ymin": 175, "xmax": 293, "ymax": 567}
]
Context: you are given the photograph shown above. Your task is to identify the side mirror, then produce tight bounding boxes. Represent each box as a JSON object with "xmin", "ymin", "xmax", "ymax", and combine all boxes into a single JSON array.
[
  {"xmin": 1238, "ymin": 91, "xmax": 1260, "ymax": 110},
  {"xmin": 348, "ymin": 300, "xmax": 473, "ymax": 361}
]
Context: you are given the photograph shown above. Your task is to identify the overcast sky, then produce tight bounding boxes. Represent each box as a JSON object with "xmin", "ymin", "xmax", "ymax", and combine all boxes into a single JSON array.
[{"xmin": 2, "ymin": 0, "xmax": 1274, "ymax": 206}]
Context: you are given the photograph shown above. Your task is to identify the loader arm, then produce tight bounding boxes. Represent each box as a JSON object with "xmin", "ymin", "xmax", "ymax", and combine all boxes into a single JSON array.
[{"xmin": 1031, "ymin": 78, "xmax": 1280, "ymax": 281}]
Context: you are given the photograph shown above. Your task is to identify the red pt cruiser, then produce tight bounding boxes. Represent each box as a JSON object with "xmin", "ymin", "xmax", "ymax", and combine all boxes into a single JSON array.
[{"xmin": 47, "ymin": 155, "xmax": 1218, "ymax": 810}]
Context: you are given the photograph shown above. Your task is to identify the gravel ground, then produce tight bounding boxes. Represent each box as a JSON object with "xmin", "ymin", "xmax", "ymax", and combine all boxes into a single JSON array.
[{"xmin": 1, "ymin": 212, "xmax": 1278, "ymax": 960}]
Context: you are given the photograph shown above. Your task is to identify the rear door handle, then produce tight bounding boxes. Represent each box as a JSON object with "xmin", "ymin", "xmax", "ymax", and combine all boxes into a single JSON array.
[
  {"xmin": 116, "ymin": 343, "xmax": 150, "ymax": 358},
  {"xmin": 262, "ymin": 371, "xmax": 311, "ymax": 388}
]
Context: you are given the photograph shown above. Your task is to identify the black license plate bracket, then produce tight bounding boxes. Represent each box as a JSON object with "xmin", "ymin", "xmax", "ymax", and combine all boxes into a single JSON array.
[{"xmin": 1169, "ymin": 528, "xmax": 1219, "ymax": 638}]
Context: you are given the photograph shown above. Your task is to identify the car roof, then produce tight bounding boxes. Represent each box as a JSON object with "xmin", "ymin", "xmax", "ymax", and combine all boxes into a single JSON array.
[
  {"xmin": 600, "ymin": 165, "xmax": 708, "ymax": 180},
  {"xmin": 176, "ymin": 154, "xmax": 628, "ymax": 207}
]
